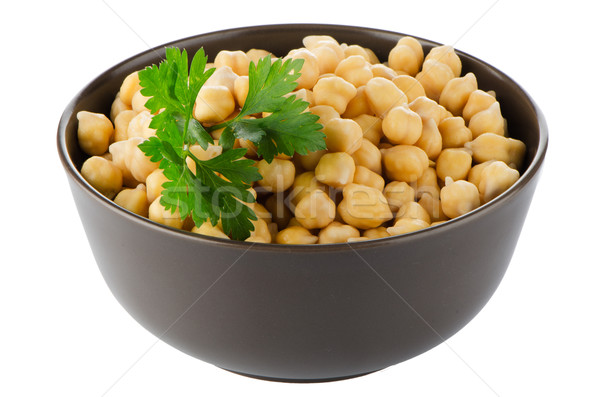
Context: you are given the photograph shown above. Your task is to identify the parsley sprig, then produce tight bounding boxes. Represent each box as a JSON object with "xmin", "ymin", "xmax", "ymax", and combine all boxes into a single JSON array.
[{"xmin": 137, "ymin": 47, "xmax": 326, "ymax": 240}]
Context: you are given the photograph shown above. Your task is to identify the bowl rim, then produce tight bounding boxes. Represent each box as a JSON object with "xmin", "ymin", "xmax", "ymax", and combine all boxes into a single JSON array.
[{"xmin": 57, "ymin": 23, "xmax": 548, "ymax": 252}]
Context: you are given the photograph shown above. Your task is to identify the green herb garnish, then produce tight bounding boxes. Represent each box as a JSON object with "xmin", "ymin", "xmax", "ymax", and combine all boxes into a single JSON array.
[{"xmin": 137, "ymin": 47, "xmax": 326, "ymax": 240}]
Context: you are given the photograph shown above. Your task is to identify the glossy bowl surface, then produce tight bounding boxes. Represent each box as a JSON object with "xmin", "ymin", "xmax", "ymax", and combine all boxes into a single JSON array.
[{"xmin": 57, "ymin": 24, "xmax": 547, "ymax": 382}]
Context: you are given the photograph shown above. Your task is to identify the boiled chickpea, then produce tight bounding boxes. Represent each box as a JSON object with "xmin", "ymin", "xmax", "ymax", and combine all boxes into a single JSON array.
[
  {"xmin": 392, "ymin": 75, "xmax": 426, "ymax": 103},
  {"xmin": 214, "ymin": 50, "xmax": 250, "ymax": 76},
  {"xmin": 114, "ymin": 184, "xmax": 149, "ymax": 217},
  {"xmin": 352, "ymin": 114, "xmax": 384, "ymax": 146},
  {"xmin": 438, "ymin": 116, "xmax": 473, "ymax": 149},
  {"xmin": 415, "ymin": 59, "xmax": 455, "ymax": 102},
  {"xmin": 113, "ymin": 109, "xmax": 136, "ymax": 142},
  {"xmin": 298, "ymin": 149, "xmax": 328, "ymax": 171},
  {"xmin": 408, "ymin": 96, "xmax": 446, "ymax": 125},
  {"xmin": 353, "ymin": 165, "xmax": 385, "ymax": 191},
  {"xmin": 362, "ymin": 227, "xmax": 391, "ymax": 239},
  {"xmin": 276, "ymin": 226, "xmax": 318, "ymax": 244},
  {"xmin": 146, "ymin": 168, "xmax": 168, "ymax": 204},
  {"xmin": 289, "ymin": 171, "xmax": 327, "ymax": 206},
  {"xmin": 127, "ymin": 110, "xmax": 155, "ymax": 139},
  {"xmin": 383, "ymin": 181, "xmax": 415, "ymax": 212},
  {"xmin": 370, "ymin": 63, "xmax": 397, "ymax": 80},
  {"xmin": 478, "ymin": 160, "xmax": 520, "ymax": 203},
  {"xmin": 318, "ymin": 221, "xmax": 360, "ymax": 244},
  {"xmin": 468, "ymin": 102, "xmax": 505, "ymax": 138},
  {"xmin": 382, "ymin": 105, "xmax": 422, "ymax": 145},
  {"xmin": 415, "ymin": 118, "xmax": 443, "ymax": 160},
  {"xmin": 418, "ymin": 193, "xmax": 447, "ymax": 223},
  {"xmin": 77, "ymin": 111, "xmax": 114, "ymax": 156},
  {"xmin": 436, "ymin": 148, "xmax": 473, "ymax": 181},
  {"xmin": 335, "ymin": 55, "xmax": 374, "ymax": 87},
  {"xmin": 440, "ymin": 178, "xmax": 480, "ymax": 219},
  {"xmin": 148, "ymin": 196, "xmax": 184, "ymax": 229},
  {"xmin": 365, "ymin": 77, "xmax": 408, "ymax": 117},
  {"xmin": 245, "ymin": 218, "xmax": 272, "ymax": 243},
  {"xmin": 351, "ymin": 138, "xmax": 382, "ymax": 174},
  {"xmin": 80, "ymin": 156, "xmax": 123, "ymax": 199},
  {"xmin": 294, "ymin": 189, "xmax": 336, "ymax": 229},
  {"xmin": 412, "ymin": 166, "xmax": 440, "ymax": 200},
  {"xmin": 205, "ymin": 66, "xmax": 238, "ymax": 94},
  {"xmin": 463, "ymin": 89, "xmax": 497, "ymax": 123},
  {"xmin": 387, "ymin": 218, "xmax": 429, "ymax": 236},
  {"xmin": 465, "ymin": 133, "xmax": 526, "ymax": 169},
  {"xmin": 309, "ymin": 41, "xmax": 345, "ymax": 74},
  {"xmin": 256, "ymin": 159, "xmax": 295, "ymax": 193},
  {"xmin": 233, "ymin": 75, "xmax": 249, "ymax": 107},
  {"xmin": 337, "ymin": 183, "xmax": 393, "ymax": 229},
  {"xmin": 388, "ymin": 41, "xmax": 422, "ymax": 76},
  {"xmin": 467, "ymin": 160, "xmax": 495, "ymax": 187},
  {"xmin": 246, "ymin": 48, "xmax": 273, "ymax": 64},
  {"xmin": 119, "ymin": 71, "xmax": 141, "ymax": 107},
  {"xmin": 381, "ymin": 145, "xmax": 429, "ymax": 182},
  {"xmin": 342, "ymin": 86, "xmax": 374, "ymax": 118},
  {"xmin": 131, "ymin": 89, "xmax": 151, "ymax": 114},
  {"xmin": 194, "ymin": 85, "xmax": 236, "ymax": 123},
  {"xmin": 309, "ymin": 105, "xmax": 340, "ymax": 126},
  {"xmin": 396, "ymin": 201, "xmax": 431, "ymax": 223},
  {"xmin": 191, "ymin": 222, "xmax": 231, "ymax": 240},
  {"xmin": 264, "ymin": 193, "xmax": 293, "ymax": 230},
  {"xmin": 439, "ymin": 72, "xmax": 477, "ymax": 116},
  {"xmin": 312, "ymin": 76, "xmax": 357, "ymax": 114},
  {"xmin": 110, "ymin": 93, "xmax": 131, "ymax": 121},
  {"xmin": 323, "ymin": 118, "xmax": 363, "ymax": 154},
  {"xmin": 315, "ymin": 152, "xmax": 356, "ymax": 188},
  {"xmin": 285, "ymin": 49, "xmax": 320, "ymax": 90},
  {"xmin": 424, "ymin": 45, "xmax": 462, "ymax": 77}
]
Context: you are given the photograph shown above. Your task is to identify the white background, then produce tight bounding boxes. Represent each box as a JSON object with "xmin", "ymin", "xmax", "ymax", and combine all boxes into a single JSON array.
[{"xmin": 2, "ymin": 0, "xmax": 599, "ymax": 396}]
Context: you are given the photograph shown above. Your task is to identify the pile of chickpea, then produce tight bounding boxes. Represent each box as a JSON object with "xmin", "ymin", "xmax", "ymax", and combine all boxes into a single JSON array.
[{"xmin": 77, "ymin": 35, "xmax": 527, "ymax": 244}]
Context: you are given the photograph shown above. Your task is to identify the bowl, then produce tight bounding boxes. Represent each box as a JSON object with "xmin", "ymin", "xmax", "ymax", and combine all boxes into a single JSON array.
[{"xmin": 57, "ymin": 23, "xmax": 547, "ymax": 382}]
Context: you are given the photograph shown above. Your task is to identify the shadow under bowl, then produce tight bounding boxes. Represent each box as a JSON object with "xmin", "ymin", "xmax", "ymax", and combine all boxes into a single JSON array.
[{"xmin": 57, "ymin": 24, "xmax": 548, "ymax": 382}]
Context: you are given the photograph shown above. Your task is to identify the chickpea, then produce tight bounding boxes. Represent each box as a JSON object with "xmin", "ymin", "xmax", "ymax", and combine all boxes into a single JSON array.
[
  {"xmin": 335, "ymin": 55, "xmax": 374, "ymax": 87},
  {"xmin": 285, "ymin": 49, "xmax": 320, "ymax": 90},
  {"xmin": 408, "ymin": 96, "xmax": 446, "ymax": 125},
  {"xmin": 302, "ymin": 35, "xmax": 339, "ymax": 50},
  {"xmin": 388, "ymin": 40, "xmax": 422, "ymax": 76},
  {"xmin": 438, "ymin": 116, "xmax": 473, "ymax": 149},
  {"xmin": 108, "ymin": 139, "xmax": 136, "ymax": 187},
  {"xmin": 323, "ymin": 118, "xmax": 363, "ymax": 154},
  {"xmin": 337, "ymin": 183, "xmax": 393, "ymax": 229},
  {"xmin": 294, "ymin": 189, "xmax": 336, "ymax": 229},
  {"xmin": 396, "ymin": 201, "xmax": 431, "ymax": 223},
  {"xmin": 398, "ymin": 36, "xmax": 424, "ymax": 64},
  {"xmin": 312, "ymin": 76, "xmax": 357, "ymax": 114},
  {"xmin": 113, "ymin": 109, "xmax": 136, "ymax": 142},
  {"xmin": 467, "ymin": 160, "xmax": 495, "ymax": 188},
  {"xmin": 362, "ymin": 227, "xmax": 391, "ymax": 239},
  {"xmin": 439, "ymin": 72, "xmax": 477, "ymax": 116},
  {"xmin": 440, "ymin": 178, "xmax": 480, "ymax": 219},
  {"xmin": 185, "ymin": 142, "xmax": 223, "ymax": 174},
  {"xmin": 81, "ymin": 156, "xmax": 123, "ymax": 199},
  {"xmin": 245, "ymin": 218, "xmax": 272, "ymax": 243},
  {"xmin": 119, "ymin": 71, "xmax": 141, "ymax": 107},
  {"xmin": 110, "ymin": 93, "xmax": 131, "ymax": 121},
  {"xmin": 415, "ymin": 118, "xmax": 443, "ymax": 160},
  {"xmin": 478, "ymin": 160, "xmax": 520, "ymax": 203},
  {"xmin": 392, "ymin": 75, "xmax": 426, "ymax": 103},
  {"xmin": 256, "ymin": 158, "xmax": 295, "ymax": 192},
  {"xmin": 214, "ymin": 50, "xmax": 250, "ymax": 76},
  {"xmin": 288, "ymin": 171, "xmax": 327, "ymax": 207},
  {"xmin": 194, "ymin": 85, "xmax": 235, "ymax": 123},
  {"xmin": 127, "ymin": 110, "xmax": 155, "ymax": 139},
  {"xmin": 114, "ymin": 184, "xmax": 149, "ymax": 217},
  {"xmin": 205, "ymin": 65, "xmax": 238, "ymax": 94},
  {"xmin": 343, "ymin": 44, "xmax": 372, "ymax": 61},
  {"xmin": 381, "ymin": 105, "xmax": 422, "ymax": 145},
  {"xmin": 412, "ymin": 166, "xmax": 440, "ymax": 200},
  {"xmin": 424, "ymin": 45, "xmax": 462, "ymax": 77},
  {"xmin": 146, "ymin": 168, "xmax": 168, "ymax": 204},
  {"xmin": 383, "ymin": 181, "xmax": 415, "ymax": 212},
  {"xmin": 309, "ymin": 41, "xmax": 345, "ymax": 74},
  {"xmin": 370, "ymin": 63, "xmax": 397, "ymax": 80},
  {"xmin": 381, "ymin": 145, "xmax": 429, "ymax": 183},
  {"xmin": 276, "ymin": 226, "xmax": 318, "ymax": 244},
  {"xmin": 436, "ymin": 148, "xmax": 473, "ymax": 181},
  {"xmin": 148, "ymin": 196, "xmax": 184, "ymax": 229},
  {"xmin": 463, "ymin": 89, "xmax": 497, "ymax": 123},
  {"xmin": 354, "ymin": 165, "xmax": 385, "ymax": 191},
  {"xmin": 415, "ymin": 59, "xmax": 455, "ymax": 102},
  {"xmin": 387, "ymin": 218, "xmax": 429, "ymax": 236},
  {"xmin": 352, "ymin": 114, "xmax": 384, "ymax": 146},
  {"xmin": 131, "ymin": 89, "xmax": 151, "ymax": 114},
  {"xmin": 468, "ymin": 102, "xmax": 505, "ymax": 138},
  {"xmin": 310, "ymin": 105, "xmax": 340, "ymax": 127},
  {"xmin": 264, "ymin": 193, "xmax": 293, "ymax": 230},
  {"xmin": 365, "ymin": 77, "xmax": 408, "ymax": 118},
  {"xmin": 246, "ymin": 48, "xmax": 273, "ymax": 64},
  {"xmin": 233, "ymin": 75, "xmax": 249, "ymax": 107},
  {"xmin": 465, "ymin": 133, "xmax": 526, "ymax": 169},
  {"xmin": 77, "ymin": 111, "xmax": 114, "ymax": 156},
  {"xmin": 191, "ymin": 222, "xmax": 231, "ymax": 240},
  {"xmin": 249, "ymin": 202, "xmax": 273, "ymax": 223},
  {"xmin": 315, "ymin": 152, "xmax": 356, "ymax": 188},
  {"xmin": 418, "ymin": 193, "xmax": 447, "ymax": 223},
  {"xmin": 342, "ymin": 86, "xmax": 373, "ymax": 118},
  {"xmin": 129, "ymin": 137, "xmax": 159, "ymax": 182},
  {"xmin": 318, "ymin": 221, "xmax": 360, "ymax": 244},
  {"xmin": 286, "ymin": 88, "xmax": 314, "ymax": 107},
  {"xmin": 351, "ymin": 138, "xmax": 382, "ymax": 174},
  {"xmin": 287, "ymin": 217, "xmax": 303, "ymax": 228},
  {"xmin": 298, "ymin": 149, "xmax": 328, "ymax": 171}
]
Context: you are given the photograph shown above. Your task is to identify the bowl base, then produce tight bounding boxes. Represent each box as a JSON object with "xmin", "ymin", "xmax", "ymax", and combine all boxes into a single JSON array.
[{"xmin": 221, "ymin": 367, "xmax": 381, "ymax": 383}]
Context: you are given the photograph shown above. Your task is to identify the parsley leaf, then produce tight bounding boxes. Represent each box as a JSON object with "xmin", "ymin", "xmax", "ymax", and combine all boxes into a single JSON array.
[{"xmin": 214, "ymin": 57, "xmax": 326, "ymax": 162}]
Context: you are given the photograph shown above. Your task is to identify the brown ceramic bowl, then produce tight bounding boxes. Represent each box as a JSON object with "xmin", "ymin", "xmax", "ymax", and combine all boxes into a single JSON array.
[{"xmin": 57, "ymin": 24, "xmax": 547, "ymax": 382}]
